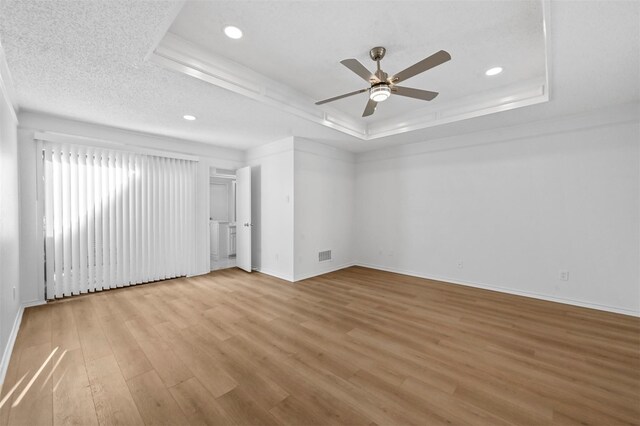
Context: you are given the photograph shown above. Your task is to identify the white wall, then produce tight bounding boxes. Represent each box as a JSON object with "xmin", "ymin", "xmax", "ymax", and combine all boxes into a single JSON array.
[
  {"xmin": 17, "ymin": 111, "xmax": 244, "ymax": 304},
  {"xmin": 294, "ymin": 138, "xmax": 355, "ymax": 281},
  {"xmin": 244, "ymin": 137, "xmax": 355, "ymax": 282},
  {"xmin": 355, "ymin": 103, "xmax": 640, "ymax": 316},
  {"xmin": 246, "ymin": 137, "xmax": 295, "ymax": 281},
  {"xmin": 0, "ymin": 42, "xmax": 21, "ymax": 383}
]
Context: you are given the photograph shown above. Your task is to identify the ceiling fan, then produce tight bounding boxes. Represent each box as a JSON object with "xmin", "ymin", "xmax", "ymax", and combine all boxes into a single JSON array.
[{"xmin": 316, "ymin": 47, "xmax": 451, "ymax": 117}]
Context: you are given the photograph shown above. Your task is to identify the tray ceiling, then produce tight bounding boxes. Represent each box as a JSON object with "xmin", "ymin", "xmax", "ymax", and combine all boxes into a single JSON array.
[
  {"xmin": 151, "ymin": 0, "xmax": 549, "ymax": 139},
  {"xmin": 1, "ymin": 1, "xmax": 636, "ymax": 152}
]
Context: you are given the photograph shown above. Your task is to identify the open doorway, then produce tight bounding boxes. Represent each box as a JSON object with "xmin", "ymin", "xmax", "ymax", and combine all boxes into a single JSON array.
[{"xmin": 210, "ymin": 167, "xmax": 237, "ymax": 271}]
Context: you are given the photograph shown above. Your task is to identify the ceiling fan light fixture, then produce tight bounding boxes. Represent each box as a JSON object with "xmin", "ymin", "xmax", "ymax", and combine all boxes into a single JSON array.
[{"xmin": 369, "ymin": 85, "xmax": 391, "ymax": 102}]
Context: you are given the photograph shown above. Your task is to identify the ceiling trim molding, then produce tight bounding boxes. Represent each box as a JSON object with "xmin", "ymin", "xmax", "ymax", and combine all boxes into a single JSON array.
[
  {"xmin": 0, "ymin": 38, "xmax": 18, "ymax": 123},
  {"xmin": 149, "ymin": 0, "xmax": 551, "ymax": 140},
  {"xmin": 150, "ymin": 33, "xmax": 367, "ymax": 139},
  {"xmin": 366, "ymin": 82, "xmax": 547, "ymax": 139},
  {"xmin": 356, "ymin": 102, "xmax": 640, "ymax": 163},
  {"xmin": 143, "ymin": 0, "xmax": 187, "ymax": 62}
]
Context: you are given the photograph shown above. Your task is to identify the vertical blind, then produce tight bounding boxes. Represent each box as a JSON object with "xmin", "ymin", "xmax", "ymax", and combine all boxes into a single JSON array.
[{"xmin": 42, "ymin": 142, "xmax": 198, "ymax": 299}]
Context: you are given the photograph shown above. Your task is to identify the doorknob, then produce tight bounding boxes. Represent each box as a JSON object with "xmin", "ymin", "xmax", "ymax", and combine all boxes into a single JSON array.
[{"xmin": 244, "ymin": 222, "xmax": 251, "ymax": 227}]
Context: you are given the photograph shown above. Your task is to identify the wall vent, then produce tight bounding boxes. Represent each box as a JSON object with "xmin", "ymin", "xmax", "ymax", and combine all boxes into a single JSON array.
[{"xmin": 318, "ymin": 250, "xmax": 332, "ymax": 262}]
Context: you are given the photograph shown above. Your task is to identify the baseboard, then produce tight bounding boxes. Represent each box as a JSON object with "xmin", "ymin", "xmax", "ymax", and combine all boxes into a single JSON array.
[
  {"xmin": 0, "ymin": 307, "xmax": 22, "ymax": 386},
  {"xmin": 294, "ymin": 262, "xmax": 356, "ymax": 282},
  {"xmin": 355, "ymin": 263, "xmax": 640, "ymax": 317},
  {"xmin": 22, "ymin": 300, "xmax": 46, "ymax": 308},
  {"xmin": 255, "ymin": 268, "xmax": 294, "ymax": 282},
  {"xmin": 257, "ymin": 262, "xmax": 356, "ymax": 282},
  {"xmin": 0, "ymin": 300, "xmax": 47, "ymax": 385}
]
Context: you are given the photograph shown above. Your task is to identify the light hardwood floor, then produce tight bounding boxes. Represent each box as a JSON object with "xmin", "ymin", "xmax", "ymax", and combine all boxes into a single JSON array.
[{"xmin": 0, "ymin": 266, "xmax": 638, "ymax": 425}]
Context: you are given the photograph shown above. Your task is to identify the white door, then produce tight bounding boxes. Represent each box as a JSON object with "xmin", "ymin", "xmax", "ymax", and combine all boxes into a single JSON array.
[{"xmin": 236, "ymin": 166, "xmax": 252, "ymax": 272}]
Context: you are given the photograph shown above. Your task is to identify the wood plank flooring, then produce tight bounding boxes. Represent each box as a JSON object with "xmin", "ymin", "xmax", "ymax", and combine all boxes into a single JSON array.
[{"xmin": 0, "ymin": 266, "xmax": 638, "ymax": 425}]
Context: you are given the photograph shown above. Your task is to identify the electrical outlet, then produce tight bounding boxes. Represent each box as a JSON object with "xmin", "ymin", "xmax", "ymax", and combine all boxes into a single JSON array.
[
  {"xmin": 457, "ymin": 260, "xmax": 464, "ymax": 269},
  {"xmin": 559, "ymin": 270, "xmax": 569, "ymax": 281}
]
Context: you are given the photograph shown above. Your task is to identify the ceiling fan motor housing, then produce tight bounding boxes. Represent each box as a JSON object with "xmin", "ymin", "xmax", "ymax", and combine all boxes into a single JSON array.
[{"xmin": 369, "ymin": 46, "xmax": 386, "ymax": 61}]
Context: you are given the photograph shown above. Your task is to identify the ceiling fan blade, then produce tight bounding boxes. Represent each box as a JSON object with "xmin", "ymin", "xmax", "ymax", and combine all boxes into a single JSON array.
[
  {"xmin": 392, "ymin": 86, "xmax": 439, "ymax": 101},
  {"xmin": 362, "ymin": 98, "xmax": 377, "ymax": 117},
  {"xmin": 391, "ymin": 50, "xmax": 451, "ymax": 83},
  {"xmin": 341, "ymin": 59, "xmax": 378, "ymax": 83},
  {"xmin": 315, "ymin": 88, "xmax": 368, "ymax": 105}
]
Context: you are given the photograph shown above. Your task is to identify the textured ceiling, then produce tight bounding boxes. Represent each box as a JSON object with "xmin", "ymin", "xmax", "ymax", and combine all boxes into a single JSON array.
[
  {"xmin": 0, "ymin": 0, "xmax": 638, "ymax": 153},
  {"xmin": 0, "ymin": 0, "xmax": 351, "ymax": 150}
]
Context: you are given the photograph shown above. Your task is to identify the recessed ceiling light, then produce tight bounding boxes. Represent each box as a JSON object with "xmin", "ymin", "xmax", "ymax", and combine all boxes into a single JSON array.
[
  {"xmin": 183, "ymin": 115, "xmax": 196, "ymax": 121},
  {"xmin": 224, "ymin": 26, "xmax": 243, "ymax": 39},
  {"xmin": 485, "ymin": 66, "xmax": 503, "ymax": 76}
]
